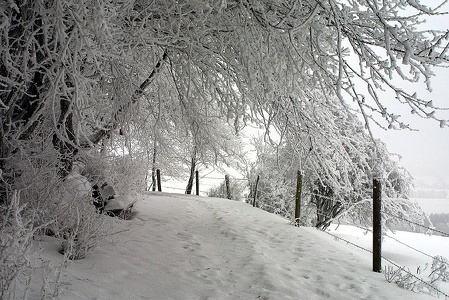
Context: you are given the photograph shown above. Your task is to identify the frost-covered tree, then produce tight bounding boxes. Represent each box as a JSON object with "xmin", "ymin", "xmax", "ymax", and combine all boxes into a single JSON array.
[
  {"xmin": 247, "ymin": 95, "xmax": 424, "ymax": 230},
  {"xmin": 2, "ymin": 0, "xmax": 448, "ymax": 194},
  {"xmin": 0, "ymin": 0, "xmax": 447, "ymax": 265},
  {"xmin": 182, "ymin": 118, "xmax": 244, "ymax": 194}
]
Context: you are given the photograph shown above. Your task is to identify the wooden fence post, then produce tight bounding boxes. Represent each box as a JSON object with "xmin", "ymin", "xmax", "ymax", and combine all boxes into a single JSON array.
[
  {"xmin": 253, "ymin": 175, "xmax": 260, "ymax": 207},
  {"xmin": 295, "ymin": 171, "xmax": 302, "ymax": 226},
  {"xmin": 225, "ymin": 175, "xmax": 231, "ymax": 199},
  {"xmin": 373, "ymin": 178, "xmax": 382, "ymax": 273},
  {"xmin": 156, "ymin": 169, "xmax": 162, "ymax": 192},
  {"xmin": 195, "ymin": 170, "xmax": 199, "ymax": 196}
]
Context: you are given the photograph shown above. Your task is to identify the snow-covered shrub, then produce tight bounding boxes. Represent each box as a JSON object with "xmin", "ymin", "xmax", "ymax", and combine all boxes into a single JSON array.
[
  {"xmin": 381, "ymin": 198, "xmax": 429, "ymax": 234},
  {"xmin": 56, "ymin": 193, "xmax": 109, "ymax": 260},
  {"xmin": 61, "ymin": 162, "xmax": 92, "ymax": 204},
  {"xmin": 2, "ymin": 145, "xmax": 112, "ymax": 261},
  {"xmin": 384, "ymin": 258, "xmax": 449, "ymax": 298},
  {"xmin": 429, "ymin": 256, "xmax": 449, "ymax": 283},
  {"xmin": 82, "ymin": 145, "xmax": 147, "ymax": 198},
  {"xmin": 0, "ymin": 191, "xmax": 52, "ymax": 299},
  {"xmin": 250, "ymin": 174, "xmax": 295, "ymax": 219},
  {"xmin": 50, "ymin": 163, "xmax": 111, "ymax": 260},
  {"xmin": 384, "ymin": 265, "xmax": 436, "ymax": 295},
  {"xmin": 109, "ymin": 155, "xmax": 147, "ymax": 196},
  {"xmin": 428, "ymin": 213, "xmax": 449, "ymax": 236}
]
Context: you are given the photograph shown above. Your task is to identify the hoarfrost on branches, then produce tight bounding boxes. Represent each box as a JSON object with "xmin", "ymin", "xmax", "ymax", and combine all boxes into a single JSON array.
[{"xmin": 0, "ymin": 0, "xmax": 447, "ymax": 272}]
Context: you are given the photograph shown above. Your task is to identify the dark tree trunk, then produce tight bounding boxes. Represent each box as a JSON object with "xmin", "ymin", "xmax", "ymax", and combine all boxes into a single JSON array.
[
  {"xmin": 151, "ymin": 141, "xmax": 157, "ymax": 192},
  {"xmin": 373, "ymin": 178, "xmax": 382, "ymax": 272},
  {"xmin": 52, "ymin": 93, "xmax": 78, "ymax": 177},
  {"xmin": 185, "ymin": 146, "xmax": 197, "ymax": 194},
  {"xmin": 313, "ymin": 181, "xmax": 342, "ymax": 230},
  {"xmin": 295, "ymin": 171, "xmax": 302, "ymax": 226},
  {"xmin": 225, "ymin": 175, "xmax": 231, "ymax": 199},
  {"xmin": 0, "ymin": 4, "xmax": 167, "ymax": 204},
  {"xmin": 0, "ymin": 4, "xmax": 47, "ymax": 204}
]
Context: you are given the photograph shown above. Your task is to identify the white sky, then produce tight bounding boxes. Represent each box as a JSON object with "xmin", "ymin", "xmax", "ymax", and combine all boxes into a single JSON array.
[
  {"xmin": 371, "ymin": 3, "xmax": 449, "ymax": 191},
  {"xmin": 372, "ymin": 66, "xmax": 449, "ymax": 190}
]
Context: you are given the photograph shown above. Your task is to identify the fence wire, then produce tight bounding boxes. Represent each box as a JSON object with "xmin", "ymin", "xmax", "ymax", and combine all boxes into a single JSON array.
[
  {"xmin": 322, "ymin": 229, "xmax": 449, "ymax": 299},
  {"xmin": 313, "ymin": 208, "xmax": 449, "ymax": 266},
  {"xmin": 202, "ymin": 176, "xmax": 225, "ymax": 180},
  {"xmin": 294, "ymin": 209, "xmax": 449, "ymax": 298},
  {"xmin": 347, "ymin": 223, "xmax": 448, "ymax": 266},
  {"xmin": 202, "ymin": 176, "xmax": 247, "ymax": 181},
  {"xmin": 162, "ymin": 186, "xmax": 186, "ymax": 192},
  {"xmin": 381, "ymin": 210, "xmax": 449, "ymax": 237}
]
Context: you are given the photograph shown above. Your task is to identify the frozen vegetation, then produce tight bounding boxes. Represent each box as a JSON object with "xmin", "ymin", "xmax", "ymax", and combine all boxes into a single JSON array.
[{"xmin": 1, "ymin": 1, "xmax": 449, "ymax": 299}]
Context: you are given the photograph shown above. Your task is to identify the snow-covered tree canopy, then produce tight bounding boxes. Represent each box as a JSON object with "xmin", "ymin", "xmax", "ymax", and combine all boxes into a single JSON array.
[
  {"xmin": 1, "ymin": 0, "xmax": 448, "ymax": 204},
  {"xmin": 246, "ymin": 99, "xmax": 420, "ymax": 230}
]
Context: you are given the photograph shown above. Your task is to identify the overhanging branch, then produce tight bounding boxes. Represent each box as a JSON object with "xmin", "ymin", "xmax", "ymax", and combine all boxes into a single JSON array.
[{"xmin": 86, "ymin": 50, "xmax": 168, "ymax": 146}]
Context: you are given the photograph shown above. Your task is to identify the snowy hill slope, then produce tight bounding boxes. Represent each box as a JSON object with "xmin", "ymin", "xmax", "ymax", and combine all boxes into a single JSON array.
[{"xmin": 34, "ymin": 193, "xmax": 436, "ymax": 299}]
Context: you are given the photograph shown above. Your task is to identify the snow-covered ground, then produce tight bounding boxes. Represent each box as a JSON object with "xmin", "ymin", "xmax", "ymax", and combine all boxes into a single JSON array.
[
  {"xmin": 328, "ymin": 224, "xmax": 449, "ymax": 295},
  {"xmin": 28, "ymin": 193, "xmax": 449, "ymax": 299}
]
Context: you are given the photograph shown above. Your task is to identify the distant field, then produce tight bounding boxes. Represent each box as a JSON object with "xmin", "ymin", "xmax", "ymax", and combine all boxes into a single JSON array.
[
  {"xmin": 411, "ymin": 198, "xmax": 449, "ymax": 215},
  {"xmin": 329, "ymin": 223, "xmax": 449, "ymax": 296}
]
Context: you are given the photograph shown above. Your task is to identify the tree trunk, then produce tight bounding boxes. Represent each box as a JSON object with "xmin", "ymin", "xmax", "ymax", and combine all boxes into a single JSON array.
[
  {"xmin": 225, "ymin": 175, "xmax": 231, "ymax": 200},
  {"xmin": 52, "ymin": 96, "xmax": 78, "ymax": 177},
  {"xmin": 151, "ymin": 141, "xmax": 157, "ymax": 192},
  {"xmin": 253, "ymin": 175, "xmax": 260, "ymax": 207},
  {"xmin": 313, "ymin": 181, "xmax": 342, "ymax": 230},
  {"xmin": 144, "ymin": 149, "xmax": 151, "ymax": 191},
  {"xmin": 185, "ymin": 145, "xmax": 197, "ymax": 194},
  {"xmin": 295, "ymin": 171, "xmax": 302, "ymax": 226}
]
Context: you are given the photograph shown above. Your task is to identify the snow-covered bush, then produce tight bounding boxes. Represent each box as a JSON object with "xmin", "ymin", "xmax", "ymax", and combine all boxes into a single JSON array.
[
  {"xmin": 48, "ymin": 158, "xmax": 113, "ymax": 260},
  {"xmin": 248, "ymin": 171, "xmax": 296, "ymax": 219},
  {"xmin": 385, "ymin": 256, "xmax": 449, "ymax": 298},
  {"xmin": 81, "ymin": 135, "xmax": 150, "ymax": 197},
  {"xmin": 56, "ymin": 195, "xmax": 109, "ymax": 260},
  {"xmin": 384, "ymin": 265, "xmax": 439, "ymax": 296},
  {"xmin": 429, "ymin": 256, "xmax": 449, "ymax": 283},
  {"xmin": 0, "ymin": 191, "xmax": 53, "ymax": 299},
  {"xmin": 0, "ymin": 145, "xmax": 113, "ymax": 265},
  {"xmin": 428, "ymin": 214, "xmax": 449, "ymax": 236}
]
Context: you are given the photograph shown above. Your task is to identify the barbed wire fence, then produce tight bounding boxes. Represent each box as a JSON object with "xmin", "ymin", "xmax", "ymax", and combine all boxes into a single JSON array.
[
  {"xmin": 323, "ymin": 227, "xmax": 449, "ymax": 299},
  {"xmin": 382, "ymin": 210, "xmax": 449, "ymax": 238},
  {"xmin": 150, "ymin": 169, "xmax": 449, "ymax": 297},
  {"xmin": 150, "ymin": 169, "xmax": 249, "ymax": 198},
  {"xmin": 246, "ymin": 172, "xmax": 449, "ymax": 298},
  {"xmin": 309, "ymin": 195, "xmax": 449, "ymax": 296},
  {"xmin": 318, "ymin": 208, "xmax": 449, "ymax": 298}
]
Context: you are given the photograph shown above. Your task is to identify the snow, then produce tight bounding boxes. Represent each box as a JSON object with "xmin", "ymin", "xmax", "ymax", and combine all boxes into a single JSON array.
[
  {"xmin": 61, "ymin": 164, "xmax": 91, "ymax": 204},
  {"xmin": 328, "ymin": 224, "xmax": 449, "ymax": 295},
  {"xmin": 33, "ymin": 193, "xmax": 446, "ymax": 299}
]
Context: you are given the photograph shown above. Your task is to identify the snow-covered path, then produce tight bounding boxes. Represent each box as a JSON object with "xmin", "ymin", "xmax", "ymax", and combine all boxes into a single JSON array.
[{"xmin": 50, "ymin": 193, "xmax": 433, "ymax": 299}]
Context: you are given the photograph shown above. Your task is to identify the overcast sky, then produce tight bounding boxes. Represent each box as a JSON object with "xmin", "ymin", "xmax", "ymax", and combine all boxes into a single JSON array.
[
  {"xmin": 374, "ymin": 97, "xmax": 449, "ymax": 190},
  {"xmin": 372, "ymin": 61, "xmax": 449, "ymax": 191},
  {"xmin": 371, "ymin": 3, "xmax": 449, "ymax": 191}
]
